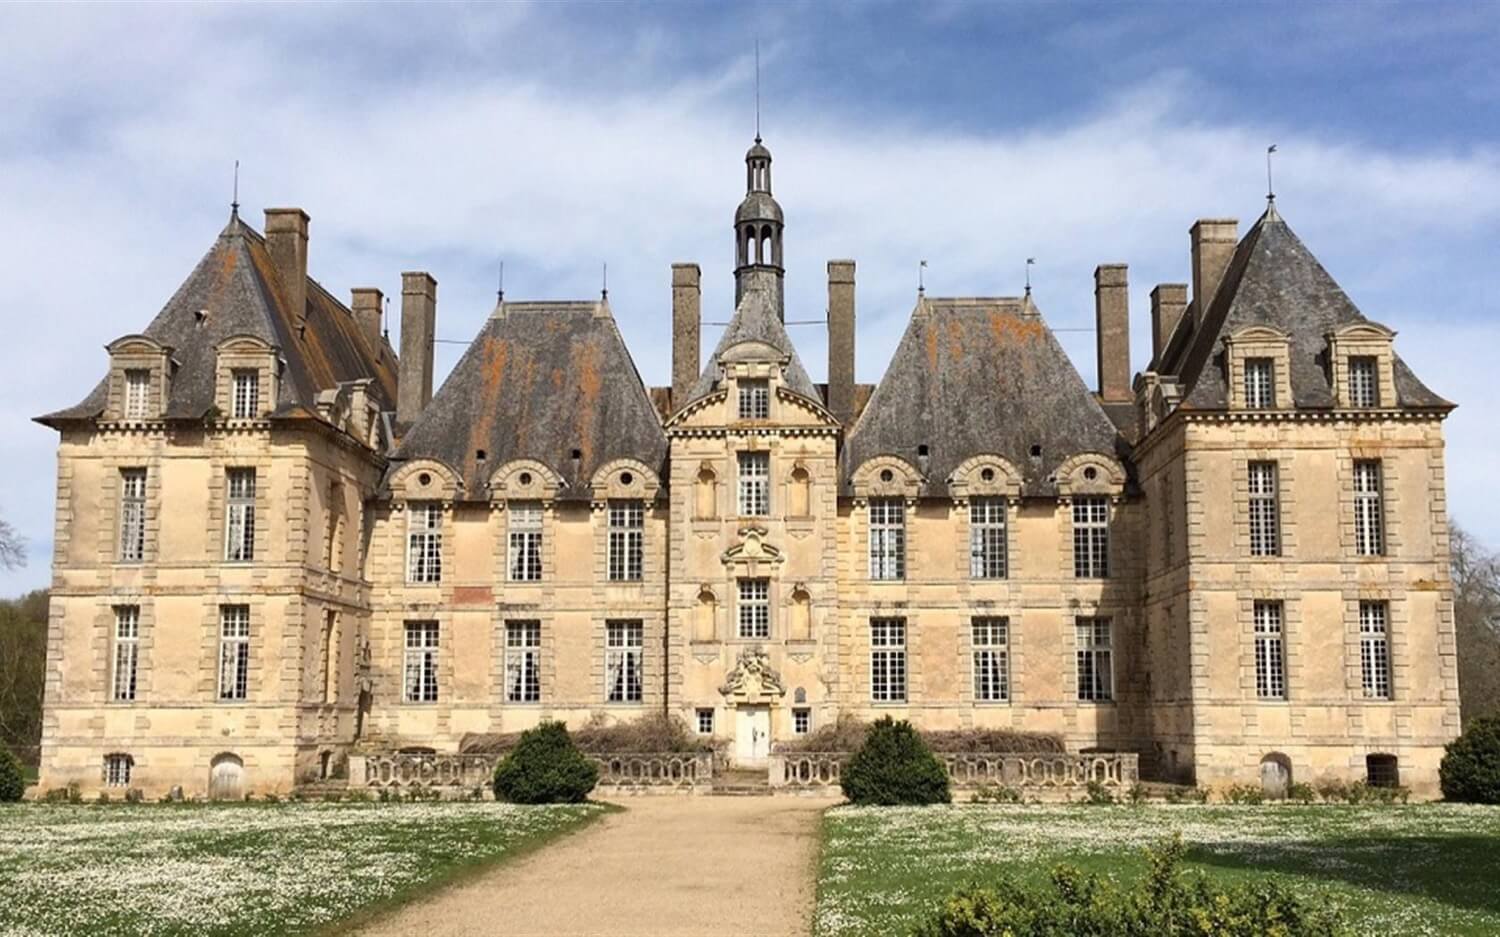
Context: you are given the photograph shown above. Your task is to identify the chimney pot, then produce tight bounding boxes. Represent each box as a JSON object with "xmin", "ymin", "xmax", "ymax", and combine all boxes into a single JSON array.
[
  {"xmin": 396, "ymin": 272, "xmax": 437, "ymax": 428},
  {"xmin": 264, "ymin": 208, "xmax": 310, "ymax": 324},
  {"xmin": 671, "ymin": 263, "xmax": 701, "ymax": 409},
  {"xmin": 827, "ymin": 259, "xmax": 856, "ymax": 424},
  {"xmin": 1093, "ymin": 264, "xmax": 1130, "ymax": 403}
]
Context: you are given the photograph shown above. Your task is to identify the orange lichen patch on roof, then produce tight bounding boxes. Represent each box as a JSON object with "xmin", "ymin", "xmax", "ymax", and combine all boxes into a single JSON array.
[
  {"xmin": 571, "ymin": 337, "xmax": 604, "ymax": 475},
  {"xmin": 463, "ymin": 337, "xmax": 507, "ymax": 489},
  {"xmin": 986, "ymin": 307, "xmax": 1046, "ymax": 346}
]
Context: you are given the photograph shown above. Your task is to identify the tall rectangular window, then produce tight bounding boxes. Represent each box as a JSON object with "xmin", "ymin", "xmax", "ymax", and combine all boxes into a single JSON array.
[
  {"xmin": 1076, "ymin": 617, "xmax": 1113, "ymax": 701},
  {"xmin": 224, "ymin": 468, "xmax": 256, "ymax": 562},
  {"xmin": 607, "ymin": 500, "xmax": 644, "ymax": 581},
  {"xmin": 737, "ymin": 578, "xmax": 770, "ymax": 639},
  {"xmin": 124, "ymin": 369, "xmax": 151, "ymax": 419},
  {"xmin": 972, "ymin": 616, "xmax": 1009, "ymax": 702},
  {"xmin": 737, "ymin": 451, "xmax": 769, "ymax": 516},
  {"xmin": 1353, "ymin": 460, "xmax": 1385, "ymax": 556},
  {"xmin": 508, "ymin": 501, "xmax": 543, "ymax": 582},
  {"xmin": 1348, "ymin": 356, "xmax": 1379, "ymax": 408},
  {"xmin": 403, "ymin": 620, "xmax": 440, "ymax": 703},
  {"xmin": 505, "ymin": 620, "xmax": 542, "ymax": 703},
  {"xmin": 969, "ymin": 497, "xmax": 1007, "ymax": 579},
  {"xmin": 870, "ymin": 617, "xmax": 907, "ymax": 702},
  {"xmin": 406, "ymin": 502, "xmax": 443, "ymax": 583},
  {"xmin": 1248, "ymin": 461, "xmax": 1280, "ymax": 557},
  {"xmin": 321, "ymin": 609, "xmax": 338, "ymax": 704},
  {"xmin": 868, "ymin": 498, "xmax": 905, "ymax": 580},
  {"xmin": 1360, "ymin": 601, "xmax": 1392, "ymax": 700},
  {"xmin": 738, "ymin": 379, "xmax": 769, "ymax": 419},
  {"xmin": 231, "ymin": 369, "xmax": 260, "ymax": 419},
  {"xmin": 217, "ymin": 605, "xmax": 250, "ymax": 701},
  {"xmin": 111, "ymin": 606, "xmax": 139, "ymax": 702},
  {"xmin": 118, "ymin": 468, "xmax": 147, "ymax": 562},
  {"xmin": 1244, "ymin": 357, "xmax": 1275, "ymax": 408},
  {"xmin": 1072, "ymin": 496, "xmax": 1109, "ymax": 578},
  {"xmin": 1254, "ymin": 601, "xmax": 1286, "ymax": 700},
  {"xmin": 606, "ymin": 620, "xmax": 644, "ymax": 703}
]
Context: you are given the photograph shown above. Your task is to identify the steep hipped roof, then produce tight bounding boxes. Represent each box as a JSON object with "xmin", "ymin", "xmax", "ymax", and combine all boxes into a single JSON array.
[
  {"xmin": 1162, "ymin": 205, "xmax": 1449, "ymax": 411},
  {"xmin": 392, "ymin": 301, "xmax": 668, "ymax": 499},
  {"xmin": 842, "ymin": 296, "xmax": 1126, "ymax": 497},
  {"xmin": 40, "ymin": 212, "xmax": 398, "ymax": 423},
  {"xmin": 683, "ymin": 286, "xmax": 821, "ymax": 405}
]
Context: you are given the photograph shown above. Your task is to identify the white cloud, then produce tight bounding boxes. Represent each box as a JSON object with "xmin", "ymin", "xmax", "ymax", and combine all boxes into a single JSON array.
[{"xmin": 1, "ymin": 6, "xmax": 1497, "ymax": 593}]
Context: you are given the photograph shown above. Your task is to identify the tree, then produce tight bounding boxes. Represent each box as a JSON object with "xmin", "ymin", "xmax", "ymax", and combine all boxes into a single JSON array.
[
  {"xmin": 0, "ymin": 591, "xmax": 49, "ymax": 771},
  {"xmin": 1453, "ymin": 523, "xmax": 1500, "ymax": 724},
  {"xmin": 0, "ymin": 513, "xmax": 24, "ymax": 571}
]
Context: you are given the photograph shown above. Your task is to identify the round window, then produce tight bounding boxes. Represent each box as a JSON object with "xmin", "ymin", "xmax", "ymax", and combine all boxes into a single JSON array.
[
  {"xmin": 620, "ymin": 471, "xmax": 634, "ymax": 486},
  {"xmin": 417, "ymin": 472, "xmax": 432, "ymax": 487},
  {"xmin": 1083, "ymin": 467, "xmax": 1098, "ymax": 481},
  {"xmin": 518, "ymin": 472, "xmax": 533, "ymax": 486},
  {"xmin": 879, "ymin": 469, "xmax": 894, "ymax": 483},
  {"xmin": 980, "ymin": 468, "xmax": 995, "ymax": 482}
]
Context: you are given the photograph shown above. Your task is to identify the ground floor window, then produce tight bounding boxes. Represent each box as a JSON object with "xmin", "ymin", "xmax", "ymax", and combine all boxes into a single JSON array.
[
  {"xmin": 505, "ymin": 620, "xmax": 541, "ymax": 703},
  {"xmin": 1075, "ymin": 617, "xmax": 1113, "ymax": 702},
  {"xmin": 606, "ymin": 620, "xmax": 644, "ymax": 703},
  {"xmin": 1366, "ymin": 753, "xmax": 1400, "ymax": 788},
  {"xmin": 403, "ymin": 620, "xmax": 440, "ymax": 703},
  {"xmin": 696, "ymin": 708, "xmax": 715, "ymax": 735},
  {"xmin": 103, "ymin": 753, "xmax": 133, "ymax": 787},
  {"xmin": 792, "ymin": 707, "xmax": 811, "ymax": 734},
  {"xmin": 870, "ymin": 618, "xmax": 907, "ymax": 702},
  {"xmin": 972, "ymin": 616, "xmax": 1009, "ymax": 702}
]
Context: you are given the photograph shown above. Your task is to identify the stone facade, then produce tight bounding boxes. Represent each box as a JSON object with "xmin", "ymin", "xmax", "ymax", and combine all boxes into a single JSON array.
[{"xmin": 35, "ymin": 143, "xmax": 1458, "ymax": 799}]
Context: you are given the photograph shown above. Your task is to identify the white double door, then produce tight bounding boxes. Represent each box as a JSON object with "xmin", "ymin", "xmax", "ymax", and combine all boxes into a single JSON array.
[{"xmin": 734, "ymin": 705, "xmax": 771, "ymax": 767}]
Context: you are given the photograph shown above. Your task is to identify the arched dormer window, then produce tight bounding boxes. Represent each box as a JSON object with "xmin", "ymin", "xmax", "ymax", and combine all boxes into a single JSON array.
[
  {"xmin": 1224, "ymin": 325, "xmax": 1292, "ymax": 411},
  {"xmin": 105, "ymin": 335, "xmax": 176, "ymax": 422},
  {"xmin": 1327, "ymin": 322, "xmax": 1397, "ymax": 409}
]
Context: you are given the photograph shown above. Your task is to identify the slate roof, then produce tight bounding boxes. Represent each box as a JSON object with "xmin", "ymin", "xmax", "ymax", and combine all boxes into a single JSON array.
[
  {"xmin": 391, "ymin": 301, "xmax": 668, "ymax": 500},
  {"xmin": 842, "ymin": 296, "xmax": 1127, "ymax": 498},
  {"xmin": 1160, "ymin": 205, "xmax": 1449, "ymax": 411},
  {"xmin": 683, "ymin": 286, "xmax": 822, "ymax": 406},
  {"xmin": 40, "ymin": 211, "xmax": 398, "ymax": 424}
]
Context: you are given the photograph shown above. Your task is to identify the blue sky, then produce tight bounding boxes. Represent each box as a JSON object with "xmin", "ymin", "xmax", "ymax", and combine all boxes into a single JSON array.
[{"xmin": 1, "ymin": 1, "xmax": 1497, "ymax": 595}]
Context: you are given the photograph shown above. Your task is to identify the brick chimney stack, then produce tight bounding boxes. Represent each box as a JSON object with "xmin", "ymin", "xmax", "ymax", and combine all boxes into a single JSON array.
[
  {"xmin": 1094, "ymin": 264, "xmax": 1130, "ymax": 402},
  {"xmin": 1189, "ymin": 219, "xmax": 1238, "ymax": 330},
  {"xmin": 1150, "ymin": 283, "xmax": 1189, "ymax": 367},
  {"xmin": 671, "ymin": 263, "xmax": 701, "ymax": 409},
  {"xmin": 264, "ymin": 208, "xmax": 310, "ymax": 324},
  {"xmin": 350, "ymin": 288, "xmax": 384, "ymax": 349},
  {"xmin": 827, "ymin": 260, "xmax": 856, "ymax": 424},
  {"xmin": 397, "ymin": 272, "xmax": 437, "ymax": 427}
]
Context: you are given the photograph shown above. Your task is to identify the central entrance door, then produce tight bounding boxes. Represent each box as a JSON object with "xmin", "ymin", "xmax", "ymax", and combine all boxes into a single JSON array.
[{"xmin": 734, "ymin": 705, "xmax": 771, "ymax": 768}]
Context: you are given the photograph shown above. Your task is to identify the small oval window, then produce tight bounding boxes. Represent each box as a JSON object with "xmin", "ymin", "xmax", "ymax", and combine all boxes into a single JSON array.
[
  {"xmin": 518, "ymin": 472, "xmax": 533, "ymax": 486},
  {"xmin": 620, "ymin": 471, "xmax": 634, "ymax": 486},
  {"xmin": 980, "ymin": 468, "xmax": 995, "ymax": 482},
  {"xmin": 417, "ymin": 472, "xmax": 432, "ymax": 487},
  {"xmin": 1083, "ymin": 467, "xmax": 1098, "ymax": 481},
  {"xmin": 879, "ymin": 469, "xmax": 894, "ymax": 483}
]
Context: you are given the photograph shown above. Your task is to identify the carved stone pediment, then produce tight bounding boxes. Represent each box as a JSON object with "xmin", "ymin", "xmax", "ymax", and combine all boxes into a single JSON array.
[
  {"xmin": 721, "ymin": 526, "xmax": 784, "ymax": 571},
  {"xmin": 718, "ymin": 645, "xmax": 786, "ymax": 705}
]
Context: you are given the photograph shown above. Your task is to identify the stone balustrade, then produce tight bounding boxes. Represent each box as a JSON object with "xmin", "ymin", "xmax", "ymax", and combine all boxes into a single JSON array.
[
  {"xmin": 592, "ymin": 752, "xmax": 714, "ymax": 789},
  {"xmin": 349, "ymin": 750, "xmax": 715, "ymax": 793},
  {"xmin": 768, "ymin": 751, "xmax": 1139, "ymax": 791}
]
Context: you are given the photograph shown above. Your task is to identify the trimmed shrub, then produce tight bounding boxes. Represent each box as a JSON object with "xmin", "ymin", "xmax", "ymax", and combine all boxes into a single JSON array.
[
  {"xmin": 0, "ymin": 746, "xmax": 24, "ymax": 803},
  {"xmin": 1441, "ymin": 715, "xmax": 1500, "ymax": 804},
  {"xmin": 775, "ymin": 712, "xmax": 1064, "ymax": 755},
  {"xmin": 914, "ymin": 835, "xmax": 1349, "ymax": 937},
  {"xmin": 463, "ymin": 712, "xmax": 715, "ymax": 756},
  {"xmin": 840, "ymin": 717, "xmax": 950, "ymax": 805},
  {"xmin": 492, "ymin": 721, "xmax": 599, "ymax": 804}
]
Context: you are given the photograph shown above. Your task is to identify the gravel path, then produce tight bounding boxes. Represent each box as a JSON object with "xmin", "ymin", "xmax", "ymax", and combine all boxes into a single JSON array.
[{"xmin": 353, "ymin": 796, "xmax": 825, "ymax": 937}]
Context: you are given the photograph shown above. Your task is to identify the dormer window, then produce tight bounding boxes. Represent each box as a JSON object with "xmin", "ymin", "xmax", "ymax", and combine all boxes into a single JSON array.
[
  {"xmin": 738, "ymin": 379, "xmax": 769, "ymax": 420},
  {"xmin": 124, "ymin": 369, "xmax": 151, "ymax": 419},
  {"xmin": 231, "ymin": 369, "xmax": 260, "ymax": 419},
  {"xmin": 1244, "ymin": 358, "xmax": 1275, "ymax": 409},
  {"xmin": 1348, "ymin": 356, "xmax": 1378, "ymax": 408}
]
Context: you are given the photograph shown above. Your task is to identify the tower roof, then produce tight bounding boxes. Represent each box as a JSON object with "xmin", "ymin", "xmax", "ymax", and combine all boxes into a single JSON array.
[{"xmin": 681, "ymin": 286, "xmax": 820, "ymax": 407}]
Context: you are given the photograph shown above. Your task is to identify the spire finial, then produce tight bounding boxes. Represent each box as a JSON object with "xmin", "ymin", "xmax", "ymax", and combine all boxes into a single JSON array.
[
  {"xmin": 497, "ymin": 259, "xmax": 505, "ymax": 304},
  {"xmin": 1025, "ymin": 257, "xmax": 1035, "ymax": 297},
  {"xmin": 231, "ymin": 159, "xmax": 240, "ymax": 217},
  {"xmin": 601, "ymin": 262, "xmax": 608, "ymax": 300},
  {"xmin": 918, "ymin": 259, "xmax": 927, "ymax": 295},
  {"xmin": 754, "ymin": 38, "xmax": 761, "ymax": 143},
  {"xmin": 382, "ymin": 296, "xmax": 390, "ymax": 339},
  {"xmin": 1266, "ymin": 144, "xmax": 1278, "ymax": 203}
]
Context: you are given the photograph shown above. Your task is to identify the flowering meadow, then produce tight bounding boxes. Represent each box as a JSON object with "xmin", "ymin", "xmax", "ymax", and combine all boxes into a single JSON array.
[
  {"xmin": 817, "ymin": 804, "xmax": 1500, "ymax": 936},
  {"xmin": 0, "ymin": 801, "xmax": 602, "ymax": 936}
]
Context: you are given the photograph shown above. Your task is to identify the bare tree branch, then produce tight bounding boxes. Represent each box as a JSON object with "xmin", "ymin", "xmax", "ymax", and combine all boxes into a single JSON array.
[{"xmin": 0, "ymin": 515, "xmax": 25, "ymax": 571}]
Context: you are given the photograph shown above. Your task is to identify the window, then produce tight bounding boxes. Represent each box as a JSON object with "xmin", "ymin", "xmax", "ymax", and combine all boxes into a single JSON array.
[
  {"xmin": 321, "ymin": 609, "xmax": 338, "ymax": 704},
  {"xmin": 217, "ymin": 605, "xmax": 250, "ymax": 701},
  {"xmin": 792, "ymin": 707, "xmax": 811, "ymax": 734},
  {"xmin": 737, "ymin": 578, "xmax": 770, "ymax": 639},
  {"xmin": 508, "ymin": 501, "xmax": 543, "ymax": 582},
  {"xmin": 119, "ymin": 468, "xmax": 147, "ymax": 562},
  {"xmin": 324, "ymin": 482, "xmax": 342, "ymax": 572},
  {"xmin": 406, "ymin": 502, "xmax": 443, "ymax": 583},
  {"xmin": 870, "ymin": 617, "xmax": 907, "ymax": 702},
  {"xmin": 606, "ymin": 620, "xmax": 644, "ymax": 703},
  {"xmin": 1253, "ymin": 601, "xmax": 1286, "ymax": 700},
  {"xmin": 1075, "ymin": 617, "xmax": 1113, "ymax": 702},
  {"xmin": 607, "ymin": 501, "xmax": 644, "ymax": 581},
  {"xmin": 1244, "ymin": 357, "xmax": 1275, "ymax": 408},
  {"xmin": 1348, "ymin": 356, "xmax": 1378, "ymax": 408},
  {"xmin": 1072, "ymin": 496, "xmax": 1109, "ymax": 578},
  {"xmin": 124, "ymin": 369, "xmax": 151, "ymax": 419},
  {"xmin": 696, "ymin": 708, "xmax": 715, "ymax": 735},
  {"xmin": 111, "ymin": 606, "xmax": 139, "ymax": 702},
  {"xmin": 1248, "ymin": 461, "xmax": 1280, "ymax": 557},
  {"xmin": 1360, "ymin": 601, "xmax": 1392, "ymax": 700},
  {"xmin": 224, "ymin": 468, "xmax": 256, "ymax": 562},
  {"xmin": 104, "ymin": 753, "xmax": 133, "ymax": 787},
  {"xmin": 868, "ymin": 498, "xmax": 905, "ymax": 580},
  {"xmin": 969, "ymin": 497, "xmax": 1007, "ymax": 579},
  {"xmin": 737, "ymin": 451, "xmax": 769, "ymax": 516},
  {"xmin": 403, "ymin": 621, "xmax": 440, "ymax": 703},
  {"xmin": 505, "ymin": 620, "xmax": 541, "ymax": 703},
  {"xmin": 972, "ymin": 616, "xmax": 1010, "ymax": 702},
  {"xmin": 1366, "ymin": 753, "xmax": 1400, "ymax": 788},
  {"xmin": 231, "ymin": 369, "xmax": 259, "ymax": 419},
  {"xmin": 1353, "ymin": 461, "xmax": 1385, "ymax": 556},
  {"xmin": 738, "ymin": 379, "xmax": 769, "ymax": 419}
]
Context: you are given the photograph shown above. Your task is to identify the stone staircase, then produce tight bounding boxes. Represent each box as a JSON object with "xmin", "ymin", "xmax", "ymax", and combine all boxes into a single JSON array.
[{"xmin": 710, "ymin": 767, "xmax": 772, "ymax": 796}]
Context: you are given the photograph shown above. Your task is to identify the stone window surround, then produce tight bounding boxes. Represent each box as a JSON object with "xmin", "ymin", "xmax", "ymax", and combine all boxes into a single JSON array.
[
  {"xmin": 1326, "ymin": 322, "xmax": 1397, "ymax": 410},
  {"xmin": 722, "ymin": 359, "xmax": 787, "ymax": 425},
  {"xmin": 1224, "ymin": 325, "xmax": 1293, "ymax": 412},
  {"xmin": 99, "ymin": 597, "xmax": 154, "ymax": 705},
  {"xmin": 213, "ymin": 335, "xmax": 280, "ymax": 422},
  {"xmin": 1342, "ymin": 590, "xmax": 1405, "ymax": 704},
  {"xmin": 204, "ymin": 598, "xmax": 261, "ymax": 704},
  {"xmin": 1339, "ymin": 449, "xmax": 1400, "ymax": 560},
  {"xmin": 104, "ymin": 335, "xmax": 175, "ymax": 422},
  {"xmin": 1236, "ymin": 590, "xmax": 1302, "ymax": 706},
  {"xmin": 1232, "ymin": 452, "xmax": 1301, "ymax": 561}
]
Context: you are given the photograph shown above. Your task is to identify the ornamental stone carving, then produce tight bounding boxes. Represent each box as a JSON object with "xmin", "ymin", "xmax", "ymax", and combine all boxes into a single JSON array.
[{"xmin": 718, "ymin": 645, "xmax": 786, "ymax": 705}]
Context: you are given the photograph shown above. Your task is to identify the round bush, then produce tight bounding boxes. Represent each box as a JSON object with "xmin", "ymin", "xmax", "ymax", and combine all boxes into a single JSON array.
[
  {"xmin": 0, "ymin": 745, "xmax": 24, "ymax": 803},
  {"xmin": 492, "ymin": 721, "xmax": 598, "ymax": 804},
  {"xmin": 841, "ymin": 716, "xmax": 951, "ymax": 805},
  {"xmin": 1441, "ymin": 715, "xmax": 1500, "ymax": 803}
]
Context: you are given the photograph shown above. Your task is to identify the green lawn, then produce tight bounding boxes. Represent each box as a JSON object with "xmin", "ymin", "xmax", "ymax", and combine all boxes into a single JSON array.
[
  {"xmin": 817, "ymin": 804, "xmax": 1500, "ymax": 937},
  {"xmin": 0, "ymin": 800, "xmax": 604, "ymax": 936}
]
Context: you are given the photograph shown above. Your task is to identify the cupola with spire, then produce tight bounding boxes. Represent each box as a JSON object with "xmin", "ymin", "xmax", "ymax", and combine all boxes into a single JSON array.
[{"xmin": 734, "ymin": 136, "xmax": 785, "ymax": 318}]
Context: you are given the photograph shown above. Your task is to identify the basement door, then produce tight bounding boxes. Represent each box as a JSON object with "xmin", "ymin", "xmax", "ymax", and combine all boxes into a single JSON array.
[{"xmin": 734, "ymin": 705, "xmax": 771, "ymax": 768}]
